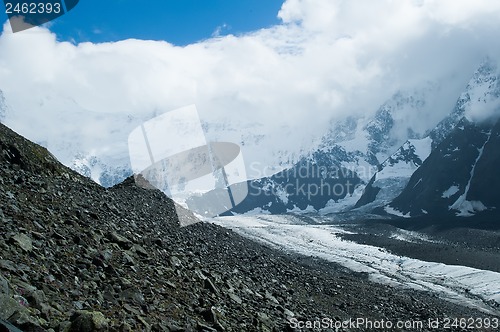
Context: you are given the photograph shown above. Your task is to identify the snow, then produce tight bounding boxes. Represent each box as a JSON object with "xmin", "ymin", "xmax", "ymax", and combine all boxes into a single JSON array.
[
  {"xmin": 210, "ymin": 214, "xmax": 500, "ymax": 315},
  {"xmin": 341, "ymin": 159, "xmax": 377, "ymax": 183},
  {"xmin": 463, "ymin": 63, "xmax": 500, "ymax": 122},
  {"xmin": 286, "ymin": 205, "xmax": 303, "ymax": 213},
  {"xmin": 384, "ymin": 205, "xmax": 411, "ymax": 218},
  {"xmin": 451, "ymin": 130, "xmax": 492, "ymax": 216},
  {"xmin": 284, "ymin": 204, "xmax": 317, "ymax": 214},
  {"xmin": 274, "ymin": 185, "xmax": 289, "ymax": 205},
  {"xmin": 389, "ymin": 229, "xmax": 438, "ymax": 243},
  {"xmin": 240, "ymin": 207, "xmax": 271, "ymax": 215},
  {"xmin": 361, "ymin": 137, "xmax": 433, "ymax": 209},
  {"xmin": 454, "ymin": 200, "xmax": 487, "ymax": 217},
  {"xmin": 375, "ymin": 160, "xmax": 415, "ymax": 180},
  {"xmin": 337, "ymin": 121, "xmax": 370, "ymax": 155},
  {"xmin": 442, "ymin": 185, "xmax": 460, "ymax": 198},
  {"xmin": 408, "ymin": 136, "xmax": 433, "ymax": 160},
  {"xmin": 318, "ymin": 185, "xmax": 365, "ymax": 214},
  {"xmin": 376, "ymin": 137, "xmax": 432, "ymax": 181},
  {"xmin": 302, "ymin": 205, "xmax": 317, "ymax": 213}
]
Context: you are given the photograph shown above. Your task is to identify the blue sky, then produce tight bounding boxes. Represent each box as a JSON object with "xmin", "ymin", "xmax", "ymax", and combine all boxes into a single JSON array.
[{"xmin": 1, "ymin": 0, "xmax": 284, "ymax": 45}]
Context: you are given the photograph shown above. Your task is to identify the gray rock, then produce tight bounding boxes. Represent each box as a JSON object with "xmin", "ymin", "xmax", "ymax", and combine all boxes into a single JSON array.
[
  {"xmin": 204, "ymin": 278, "xmax": 218, "ymax": 294},
  {"xmin": 265, "ymin": 291, "xmax": 279, "ymax": 305},
  {"xmin": 228, "ymin": 293, "xmax": 242, "ymax": 305},
  {"xmin": 0, "ymin": 274, "xmax": 9, "ymax": 295},
  {"xmin": 132, "ymin": 244, "xmax": 149, "ymax": 257},
  {"xmin": 119, "ymin": 288, "xmax": 145, "ymax": 305},
  {"xmin": 7, "ymin": 310, "xmax": 43, "ymax": 332},
  {"xmin": 11, "ymin": 234, "xmax": 33, "ymax": 252},
  {"xmin": 0, "ymin": 294, "xmax": 28, "ymax": 320},
  {"xmin": 69, "ymin": 310, "xmax": 108, "ymax": 332},
  {"xmin": 169, "ymin": 256, "xmax": 182, "ymax": 267},
  {"xmin": 123, "ymin": 251, "xmax": 135, "ymax": 265},
  {"xmin": 107, "ymin": 232, "xmax": 133, "ymax": 249}
]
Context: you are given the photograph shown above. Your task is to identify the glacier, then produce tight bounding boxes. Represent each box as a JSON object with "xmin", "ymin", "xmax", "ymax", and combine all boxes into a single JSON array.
[{"xmin": 210, "ymin": 214, "xmax": 500, "ymax": 316}]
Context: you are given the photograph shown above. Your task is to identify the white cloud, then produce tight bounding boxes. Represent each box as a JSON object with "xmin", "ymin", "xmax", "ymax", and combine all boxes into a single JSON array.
[
  {"xmin": 423, "ymin": 0, "xmax": 500, "ymax": 26},
  {"xmin": 0, "ymin": 0, "xmax": 499, "ymax": 176}
]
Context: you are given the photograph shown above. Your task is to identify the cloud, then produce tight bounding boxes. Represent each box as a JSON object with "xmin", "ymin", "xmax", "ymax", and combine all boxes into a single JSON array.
[
  {"xmin": 0, "ymin": 0, "xmax": 500, "ymax": 175},
  {"xmin": 212, "ymin": 23, "xmax": 230, "ymax": 37}
]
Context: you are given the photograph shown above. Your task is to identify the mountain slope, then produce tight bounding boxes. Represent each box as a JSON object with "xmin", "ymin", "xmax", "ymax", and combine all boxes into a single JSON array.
[
  {"xmin": 430, "ymin": 58, "xmax": 499, "ymax": 147},
  {"xmin": 188, "ymin": 149, "xmax": 362, "ymax": 215},
  {"xmin": 193, "ymin": 88, "xmax": 439, "ymax": 215},
  {"xmin": 388, "ymin": 118, "xmax": 500, "ymax": 218},
  {"xmin": 466, "ymin": 119, "xmax": 500, "ymax": 208},
  {"xmin": 354, "ymin": 137, "xmax": 432, "ymax": 211},
  {"xmin": 383, "ymin": 59, "xmax": 500, "ymax": 219},
  {"xmin": 354, "ymin": 58, "xmax": 500, "ymax": 216}
]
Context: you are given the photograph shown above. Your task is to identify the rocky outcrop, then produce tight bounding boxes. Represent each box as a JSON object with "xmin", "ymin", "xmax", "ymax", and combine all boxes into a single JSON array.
[{"xmin": 389, "ymin": 118, "xmax": 500, "ymax": 219}]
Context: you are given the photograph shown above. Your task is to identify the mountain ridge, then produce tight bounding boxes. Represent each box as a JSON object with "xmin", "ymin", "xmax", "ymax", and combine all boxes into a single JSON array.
[{"xmin": 211, "ymin": 58, "xmax": 500, "ymax": 219}]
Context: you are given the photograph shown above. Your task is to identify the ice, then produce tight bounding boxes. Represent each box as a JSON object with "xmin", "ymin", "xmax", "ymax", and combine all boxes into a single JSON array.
[{"xmin": 210, "ymin": 214, "xmax": 500, "ymax": 315}]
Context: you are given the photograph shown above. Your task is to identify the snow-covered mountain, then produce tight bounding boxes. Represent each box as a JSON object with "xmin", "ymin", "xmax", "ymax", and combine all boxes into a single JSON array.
[
  {"xmin": 362, "ymin": 58, "xmax": 500, "ymax": 219},
  {"xmin": 189, "ymin": 149, "xmax": 363, "ymax": 215},
  {"xmin": 41, "ymin": 106, "xmax": 140, "ymax": 187},
  {"xmin": 353, "ymin": 137, "xmax": 433, "ymax": 212},
  {"xmin": 2, "ymin": 56, "xmax": 499, "ymax": 221},
  {"xmin": 189, "ymin": 86, "xmax": 444, "ymax": 215},
  {"xmin": 387, "ymin": 117, "xmax": 500, "ymax": 218},
  {"xmin": 198, "ymin": 58, "xmax": 500, "ymax": 217},
  {"xmin": 0, "ymin": 89, "xmax": 145, "ymax": 187},
  {"xmin": 320, "ymin": 84, "xmax": 439, "ymax": 173},
  {"xmin": 71, "ymin": 152, "xmax": 132, "ymax": 188},
  {"xmin": 352, "ymin": 57, "xmax": 499, "ymax": 214},
  {"xmin": 430, "ymin": 57, "xmax": 500, "ymax": 147}
]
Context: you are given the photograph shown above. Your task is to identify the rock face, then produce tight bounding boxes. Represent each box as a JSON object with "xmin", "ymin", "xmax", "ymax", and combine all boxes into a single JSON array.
[
  {"xmin": 0, "ymin": 123, "xmax": 493, "ymax": 331},
  {"xmin": 353, "ymin": 58, "xmax": 500, "ymax": 218},
  {"xmin": 389, "ymin": 118, "xmax": 500, "ymax": 219},
  {"xmin": 191, "ymin": 150, "xmax": 362, "ymax": 215},
  {"xmin": 193, "ymin": 88, "xmax": 435, "ymax": 215},
  {"xmin": 354, "ymin": 137, "xmax": 433, "ymax": 210},
  {"xmin": 241, "ymin": 59, "xmax": 500, "ymax": 216}
]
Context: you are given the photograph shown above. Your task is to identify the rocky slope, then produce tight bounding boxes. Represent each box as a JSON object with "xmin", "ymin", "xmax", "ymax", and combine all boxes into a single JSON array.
[{"xmin": 0, "ymin": 121, "xmax": 494, "ymax": 331}]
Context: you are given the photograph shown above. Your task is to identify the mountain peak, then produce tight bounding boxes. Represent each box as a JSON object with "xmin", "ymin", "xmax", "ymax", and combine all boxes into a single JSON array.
[{"xmin": 461, "ymin": 57, "xmax": 500, "ymax": 123}]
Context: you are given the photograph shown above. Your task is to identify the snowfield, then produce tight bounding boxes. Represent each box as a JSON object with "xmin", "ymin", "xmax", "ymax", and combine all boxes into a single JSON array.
[{"xmin": 210, "ymin": 214, "xmax": 500, "ymax": 316}]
